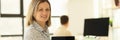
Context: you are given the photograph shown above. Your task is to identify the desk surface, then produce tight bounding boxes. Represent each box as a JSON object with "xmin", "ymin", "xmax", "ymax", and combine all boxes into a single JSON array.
[{"xmin": 75, "ymin": 35, "xmax": 110, "ymax": 40}]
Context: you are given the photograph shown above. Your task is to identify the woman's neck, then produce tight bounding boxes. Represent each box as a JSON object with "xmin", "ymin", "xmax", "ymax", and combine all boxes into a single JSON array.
[
  {"xmin": 37, "ymin": 21, "xmax": 46, "ymax": 29},
  {"xmin": 62, "ymin": 23, "xmax": 68, "ymax": 28}
]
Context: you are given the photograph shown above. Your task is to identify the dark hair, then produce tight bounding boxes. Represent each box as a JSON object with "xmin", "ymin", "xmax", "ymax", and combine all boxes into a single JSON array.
[
  {"xmin": 115, "ymin": 0, "xmax": 119, "ymax": 6},
  {"xmin": 60, "ymin": 15, "xmax": 69, "ymax": 25}
]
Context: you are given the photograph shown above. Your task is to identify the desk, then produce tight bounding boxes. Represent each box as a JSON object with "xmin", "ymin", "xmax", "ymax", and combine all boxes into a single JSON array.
[
  {"xmin": 75, "ymin": 35, "xmax": 109, "ymax": 40},
  {"xmin": 50, "ymin": 35, "xmax": 110, "ymax": 40},
  {"xmin": 75, "ymin": 27, "xmax": 113, "ymax": 40},
  {"xmin": 50, "ymin": 27, "xmax": 113, "ymax": 40}
]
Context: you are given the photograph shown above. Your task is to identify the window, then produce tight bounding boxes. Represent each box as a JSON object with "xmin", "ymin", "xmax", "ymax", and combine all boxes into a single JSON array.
[
  {"xmin": 49, "ymin": 0, "xmax": 68, "ymax": 16},
  {"xmin": 0, "ymin": 18, "xmax": 22, "ymax": 35},
  {"xmin": 1, "ymin": 0, "xmax": 20, "ymax": 14},
  {"xmin": 93, "ymin": 0, "xmax": 113, "ymax": 17},
  {"xmin": 0, "ymin": 0, "xmax": 23, "ymax": 40}
]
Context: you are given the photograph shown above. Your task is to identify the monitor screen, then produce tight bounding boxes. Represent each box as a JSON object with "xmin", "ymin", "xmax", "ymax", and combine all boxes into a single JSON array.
[
  {"xmin": 52, "ymin": 36, "xmax": 75, "ymax": 40},
  {"xmin": 84, "ymin": 18, "xmax": 109, "ymax": 36}
]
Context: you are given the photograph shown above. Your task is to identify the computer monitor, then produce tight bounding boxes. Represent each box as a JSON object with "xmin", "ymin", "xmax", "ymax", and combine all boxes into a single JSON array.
[
  {"xmin": 84, "ymin": 17, "xmax": 109, "ymax": 36},
  {"xmin": 52, "ymin": 36, "xmax": 75, "ymax": 40}
]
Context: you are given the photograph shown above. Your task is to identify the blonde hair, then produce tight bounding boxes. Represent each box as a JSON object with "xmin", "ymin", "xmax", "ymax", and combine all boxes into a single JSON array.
[{"xmin": 26, "ymin": 0, "xmax": 51, "ymax": 27}]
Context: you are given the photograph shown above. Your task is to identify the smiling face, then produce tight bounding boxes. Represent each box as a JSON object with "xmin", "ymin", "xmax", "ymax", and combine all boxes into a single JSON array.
[{"xmin": 33, "ymin": 2, "xmax": 50, "ymax": 23}]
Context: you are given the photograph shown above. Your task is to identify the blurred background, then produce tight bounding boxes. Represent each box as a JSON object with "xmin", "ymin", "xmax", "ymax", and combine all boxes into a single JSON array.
[{"xmin": 0, "ymin": 0, "xmax": 119, "ymax": 40}]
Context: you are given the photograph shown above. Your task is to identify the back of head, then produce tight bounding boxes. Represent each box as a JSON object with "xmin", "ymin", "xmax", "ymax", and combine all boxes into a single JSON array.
[
  {"xmin": 115, "ymin": 0, "xmax": 119, "ymax": 6},
  {"xmin": 60, "ymin": 15, "xmax": 69, "ymax": 25}
]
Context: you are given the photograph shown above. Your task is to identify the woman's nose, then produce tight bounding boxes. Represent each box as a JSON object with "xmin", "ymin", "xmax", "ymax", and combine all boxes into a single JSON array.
[{"xmin": 42, "ymin": 10, "xmax": 47, "ymax": 15}]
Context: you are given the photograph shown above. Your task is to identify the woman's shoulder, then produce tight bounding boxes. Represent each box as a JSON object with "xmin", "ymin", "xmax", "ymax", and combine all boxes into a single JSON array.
[
  {"xmin": 24, "ymin": 26, "xmax": 42, "ymax": 40},
  {"xmin": 24, "ymin": 27, "xmax": 33, "ymax": 35},
  {"xmin": 25, "ymin": 25, "xmax": 39, "ymax": 35}
]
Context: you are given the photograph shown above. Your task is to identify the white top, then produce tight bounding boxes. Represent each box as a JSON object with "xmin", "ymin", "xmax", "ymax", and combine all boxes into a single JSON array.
[
  {"xmin": 24, "ymin": 21, "xmax": 50, "ymax": 40},
  {"xmin": 53, "ymin": 25, "xmax": 72, "ymax": 36}
]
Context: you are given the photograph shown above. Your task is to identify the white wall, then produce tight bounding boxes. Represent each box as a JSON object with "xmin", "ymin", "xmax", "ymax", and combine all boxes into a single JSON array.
[{"xmin": 67, "ymin": 0, "xmax": 95, "ymax": 35}]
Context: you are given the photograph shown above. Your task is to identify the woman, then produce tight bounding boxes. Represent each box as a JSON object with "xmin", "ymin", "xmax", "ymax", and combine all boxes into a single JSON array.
[{"xmin": 24, "ymin": 0, "xmax": 51, "ymax": 40}]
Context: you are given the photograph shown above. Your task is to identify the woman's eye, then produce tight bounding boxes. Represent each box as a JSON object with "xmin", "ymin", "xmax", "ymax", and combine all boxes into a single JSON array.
[
  {"xmin": 38, "ymin": 9, "xmax": 43, "ymax": 11},
  {"xmin": 46, "ymin": 9, "xmax": 50, "ymax": 11},
  {"xmin": 38, "ymin": 8, "xmax": 50, "ymax": 12}
]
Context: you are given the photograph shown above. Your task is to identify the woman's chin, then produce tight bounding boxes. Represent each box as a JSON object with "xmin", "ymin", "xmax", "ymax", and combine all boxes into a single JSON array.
[{"xmin": 40, "ymin": 19, "xmax": 48, "ymax": 22}]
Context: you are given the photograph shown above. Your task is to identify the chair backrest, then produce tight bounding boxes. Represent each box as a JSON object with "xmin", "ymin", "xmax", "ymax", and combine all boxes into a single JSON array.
[{"xmin": 52, "ymin": 36, "xmax": 75, "ymax": 40}]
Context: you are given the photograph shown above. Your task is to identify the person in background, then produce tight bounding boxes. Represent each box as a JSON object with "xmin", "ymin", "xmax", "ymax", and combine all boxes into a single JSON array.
[
  {"xmin": 113, "ymin": 0, "xmax": 120, "ymax": 40},
  {"xmin": 115, "ymin": 0, "xmax": 120, "ymax": 8},
  {"xmin": 113, "ymin": 0, "xmax": 120, "ymax": 26},
  {"xmin": 53, "ymin": 15, "xmax": 72, "ymax": 36},
  {"xmin": 24, "ymin": 0, "xmax": 51, "ymax": 40}
]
